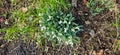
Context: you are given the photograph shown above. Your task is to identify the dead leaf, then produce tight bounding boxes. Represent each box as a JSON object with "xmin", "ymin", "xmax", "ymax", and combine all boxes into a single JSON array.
[
  {"xmin": 20, "ymin": 7, "xmax": 28, "ymax": 13},
  {"xmin": 97, "ymin": 50, "xmax": 103, "ymax": 55},
  {"xmin": 83, "ymin": 0, "xmax": 88, "ymax": 5}
]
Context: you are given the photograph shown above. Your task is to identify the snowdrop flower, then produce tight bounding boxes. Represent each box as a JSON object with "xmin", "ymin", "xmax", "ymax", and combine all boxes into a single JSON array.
[
  {"xmin": 63, "ymin": 20, "xmax": 67, "ymax": 23},
  {"xmin": 64, "ymin": 28, "xmax": 67, "ymax": 32},
  {"xmin": 47, "ymin": 16, "xmax": 52, "ymax": 21},
  {"xmin": 57, "ymin": 37, "xmax": 61, "ymax": 42},
  {"xmin": 47, "ymin": 18, "xmax": 50, "ymax": 21},
  {"xmin": 41, "ymin": 26, "xmax": 46, "ymax": 31},
  {"xmin": 51, "ymin": 31, "xmax": 54, "ymax": 34},
  {"xmin": 67, "ymin": 37, "xmax": 73, "ymax": 46},
  {"xmin": 68, "ymin": 22, "xmax": 71, "ymax": 24},
  {"xmin": 39, "ymin": 20, "xmax": 42, "ymax": 23},
  {"xmin": 59, "ymin": 21, "xmax": 62, "ymax": 24},
  {"xmin": 53, "ymin": 35, "xmax": 56, "ymax": 38},
  {"xmin": 58, "ymin": 33, "xmax": 62, "ymax": 36},
  {"xmin": 48, "ymin": 15, "xmax": 52, "ymax": 18},
  {"xmin": 38, "ymin": 13, "xmax": 43, "ymax": 16},
  {"xmin": 71, "ymin": 29, "xmax": 75, "ymax": 32},
  {"xmin": 75, "ymin": 27, "xmax": 79, "ymax": 30}
]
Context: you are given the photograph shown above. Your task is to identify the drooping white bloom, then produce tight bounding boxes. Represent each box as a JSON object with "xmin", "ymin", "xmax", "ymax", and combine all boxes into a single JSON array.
[
  {"xmin": 38, "ymin": 13, "xmax": 43, "ymax": 16},
  {"xmin": 64, "ymin": 28, "xmax": 67, "ymax": 32},
  {"xmin": 41, "ymin": 26, "xmax": 46, "ymax": 31},
  {"xmin": 59, "ymin": 21, "xmax": 62, "ymax": 24}
]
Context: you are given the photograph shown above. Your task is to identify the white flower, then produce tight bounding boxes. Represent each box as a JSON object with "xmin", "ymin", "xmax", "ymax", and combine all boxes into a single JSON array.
[
  {"xmin": 47, "ymin": 19, "xmax": 50, "ymax": 21},
  {"xmin": 52, "ymin": 31, "xmax": 54, "ymax": 34},
  {"xmin": 71, "ymin": 29, "xmax": 75, "ymax": 32},
  {"xmin": 48, "ymin": 15, "xmax": 52, "ymax": 18},
  {"xmin": 63, "ymin": 20, "xmax": 67, "ymax": 23},
  {"xmin": 39, "ymin": 20, "xmax": 42, "ymax": 23},
  {"xmin": 41, "ymin": 26, "xmax": 46, "ymax": 30},
  {"xmin": 59, "ymin": 21, "xmax": 62, "ymax": 24},
  {"xmin": 53, "ymin": 35, "xmax": 56, "ymax": 38},
  {"xmin": 68, "ymin": 37, "xmax": 73, "ymax": 46},
  {"xmin": 58, "ymin": 33, "xmax": 62, "ymax": 36},
  {"xmin": 39, "ymin": 24, "xmax": 41, "ymax": 27},
  {"xmin": 38, "ymin": 13, "xmax": 42, "ymax": 16},
  {"xmin": 68, "ymin": 22, "xmax": 71, "ymax": 24},
  {"xmin": 64, "ymin": 28, "xmax": 67, "ymax": 32},
  {"xmin": 75, "ymin": 27, "xmax": 79, "ymax": 30},
  {"xmin": 57, "ymin": 37, "xmax": 61, "ymax": 42},
  {"xmin": 47, "ymin": 16, "xmax": 52, "ymax": 21},
  {"xmin": 64, "ymin": 36, "xmax": 73, "ymax": 46}
]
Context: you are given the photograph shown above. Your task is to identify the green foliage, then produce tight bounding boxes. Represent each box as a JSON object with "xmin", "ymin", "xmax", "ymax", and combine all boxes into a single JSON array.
[
  {"xmin": 1, "ymin": 0, "xmax": 80, "ymax": 46},
  {"xmin": 87, "ymin": 0, "xmax": 115, "ymax": 16},
  {"xmin": 40, "ymin": 9, "xmax": 80, "ymax": 46},
  {"xmin": 38, "ymin": 0, "xmax": 80, "ymax": 46},
  {"xmin": 39, "ymin": 0, "xmax": 71, "ymax": 12},
  {"xmin": 87, "ymin": 0, "xmax": 103, "ymax": 16},
  {"xmin": 10, "ymin": 0, "xmax": 17, "ymax": 4},
  {"xmin": 36, "ymin": 0, "xmax": 80, "ymax": 46}
]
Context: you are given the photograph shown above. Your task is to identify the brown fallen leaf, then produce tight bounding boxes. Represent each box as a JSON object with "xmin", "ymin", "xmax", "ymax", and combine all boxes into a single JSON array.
[
  {"xmin": 83, "ymin": 0, "xmax": 88, "ymax": 5},
  {"xmin": 20, "ymin": 7, "xmax": 28, "ymax": 13},
  {"xmin": 97, "ymin": 50, "xmax": 103, "ymax": 55}
]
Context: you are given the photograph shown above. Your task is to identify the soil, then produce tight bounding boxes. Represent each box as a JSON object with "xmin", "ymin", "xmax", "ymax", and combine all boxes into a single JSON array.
[
  {"xmin": 0, "ymin": 0, "xmax": 120, "ymax": 55},
  {"xmin": 72, "ymin": 1, "xmax": 118, "ymax": 55}
]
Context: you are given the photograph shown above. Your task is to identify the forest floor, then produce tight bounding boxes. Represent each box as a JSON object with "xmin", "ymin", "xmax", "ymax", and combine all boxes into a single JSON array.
[{"xmin": 0, "ymin": 0, "xmax": 120, "ymax": 55}]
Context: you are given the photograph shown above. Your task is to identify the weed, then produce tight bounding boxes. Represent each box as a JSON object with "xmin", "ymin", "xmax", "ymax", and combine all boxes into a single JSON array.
[{"xmin": 87, "ymin": 0, "xmax": 115, "ymax": 16}]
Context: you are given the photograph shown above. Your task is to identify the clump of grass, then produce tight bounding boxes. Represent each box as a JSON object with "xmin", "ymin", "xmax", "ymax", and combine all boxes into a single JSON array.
[
  {"xmin": 40, "ymin": 9, "xmax": 80, "ymax": 46},
  {"xmin": 38, "ymin": 0, "xmax": 80, "ymax": 46}
]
